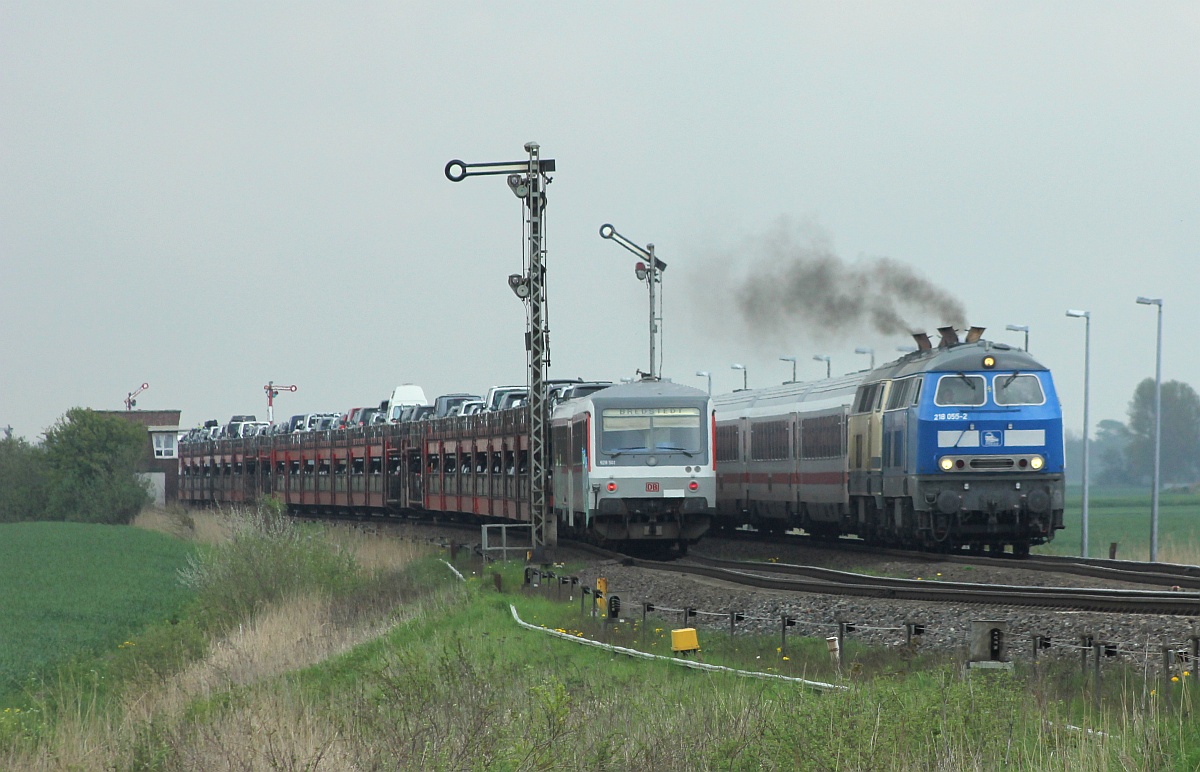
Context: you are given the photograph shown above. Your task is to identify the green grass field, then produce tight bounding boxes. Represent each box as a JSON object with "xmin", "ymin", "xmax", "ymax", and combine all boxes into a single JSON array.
[
  {"xmin": 1036, "ymin": 487, "xmax": 1200, "ymax": 561},
  {"xmin": 0, "ymin": 522, "xmax": 195, "ymax": 704}
]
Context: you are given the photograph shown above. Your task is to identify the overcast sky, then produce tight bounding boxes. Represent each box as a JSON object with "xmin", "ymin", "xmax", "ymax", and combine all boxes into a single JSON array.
[{"xmin": 2, "ymin": 3, "xmax": 1197, "ymax": 440}]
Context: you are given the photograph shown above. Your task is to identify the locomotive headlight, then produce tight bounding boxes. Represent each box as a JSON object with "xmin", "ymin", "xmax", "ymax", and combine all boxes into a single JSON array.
[
  {"xmin": 938, "ymin": 456, "xmax": 954, "ymax": 472},
  {"xmin": 1029, "ymin": 455, "xmax": 1045, "ymax": 471},
  {"xmin": 982, "ymin": 355, "xmax": 996, "ymax": 369}
]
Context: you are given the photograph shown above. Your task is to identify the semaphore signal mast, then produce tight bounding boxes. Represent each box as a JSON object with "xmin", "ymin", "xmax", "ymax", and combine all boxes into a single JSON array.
[
  {"xmin": 125, "ymin": 382, "xmax": 149, "ymax": 411},
  {"xmin": 446, "ymin": 143, "xmax": 556, "ymax": 553}
]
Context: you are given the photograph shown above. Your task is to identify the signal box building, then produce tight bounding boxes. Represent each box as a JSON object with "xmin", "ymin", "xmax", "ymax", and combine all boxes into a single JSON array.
[{"xmin": 95, "ymin": 409, "xmax": 182, "ymax": 505}]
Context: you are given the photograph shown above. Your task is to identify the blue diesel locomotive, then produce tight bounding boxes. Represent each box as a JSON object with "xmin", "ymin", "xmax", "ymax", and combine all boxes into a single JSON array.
[{"xmin": 712, "ymin": 327, "xmax": 1065, "ymax": 555}]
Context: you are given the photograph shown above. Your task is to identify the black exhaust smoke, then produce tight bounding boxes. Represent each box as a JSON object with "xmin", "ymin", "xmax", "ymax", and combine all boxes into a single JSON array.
[{"xmin": 729, "ymin": 224, "xmax": 967, "ymax": 340}]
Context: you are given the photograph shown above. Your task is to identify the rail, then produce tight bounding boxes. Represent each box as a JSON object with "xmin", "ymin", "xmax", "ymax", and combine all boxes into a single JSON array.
[{"xmin": 624, "ymin": 555, "xmax": 1200, "ymax": 616}]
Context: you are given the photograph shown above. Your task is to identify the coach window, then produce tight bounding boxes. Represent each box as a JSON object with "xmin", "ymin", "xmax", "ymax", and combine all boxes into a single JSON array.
[
  {"xmin": 993, "ymin": 374, "xmax": 1046, "ymax": 406},
  {"xmin": 934, "ymin": 374, "xmax": 986, "ymax": 407},
  {"xmin": 715, "ymin": 425, "xmax": 739, "ymax": 463}
]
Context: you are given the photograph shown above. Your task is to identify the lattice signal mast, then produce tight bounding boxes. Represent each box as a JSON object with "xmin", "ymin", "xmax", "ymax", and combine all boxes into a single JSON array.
[
  {"xmin": 445, "ymin": 143, "xmax": 556, "ymax": 551},
  {"xmin": 125, "ymin": 382, "xmax": 149, "ymax": 411}
]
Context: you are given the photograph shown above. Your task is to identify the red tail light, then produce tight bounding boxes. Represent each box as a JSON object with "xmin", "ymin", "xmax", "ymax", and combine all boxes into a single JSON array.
[
  {"xmin": 606, "ymin": 481, "xmax": 617, "ymax": 493},
  {"xmin": 688, "ymin": 480, "xmax": 699, "ymax": 491}
]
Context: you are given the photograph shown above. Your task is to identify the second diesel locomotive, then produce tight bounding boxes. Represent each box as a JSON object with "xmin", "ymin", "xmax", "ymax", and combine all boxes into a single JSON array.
[{"xmin": 712, "ymin": 327, "xmax": 1065, "ymax": 555}]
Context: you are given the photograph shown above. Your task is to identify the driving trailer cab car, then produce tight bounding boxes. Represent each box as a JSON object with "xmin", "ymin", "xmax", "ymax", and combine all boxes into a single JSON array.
[{"xmin": 551, "ymin": 379, "xmax": 714, "ymax": 553}]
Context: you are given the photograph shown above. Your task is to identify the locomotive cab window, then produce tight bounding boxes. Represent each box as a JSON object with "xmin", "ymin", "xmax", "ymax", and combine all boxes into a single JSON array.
[
  {"xmin": 853, "ymin": 383, "xmax": 884, "ymax": 413},
  {"xmin": 886, "ymin": 378, "xmax": 921, "ymax": 411},
  {"xmin": 993, "ymin": 373, "xmax": 1046, "ymax": 406},
  {"xmin": 600, "ymin": 407, "xmax": 703, "ymax": 455},
  {"xmin": 934, "ymin": 374, "xmax": 986, "ymax": 407}
]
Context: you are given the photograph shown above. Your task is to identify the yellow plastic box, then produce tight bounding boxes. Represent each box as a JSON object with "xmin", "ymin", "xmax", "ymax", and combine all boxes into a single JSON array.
[{"xmin": 671, "ymin": 627, "xmax": 699, "ymax": 653}]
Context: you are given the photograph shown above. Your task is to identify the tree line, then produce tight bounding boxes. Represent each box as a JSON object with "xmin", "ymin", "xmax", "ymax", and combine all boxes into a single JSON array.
[
  {"xmin": 0, "ymin": 408, "xmax": 150, "ymax": 524},
  {"xmin": 1065, "ymin": 378, "xmax": 1200, "ymax": 488}
]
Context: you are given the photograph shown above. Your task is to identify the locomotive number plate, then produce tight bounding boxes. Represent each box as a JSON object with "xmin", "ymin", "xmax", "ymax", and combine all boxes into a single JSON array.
[{"xmin": 645, "ymin": 482, "xmax": 661, "ymax": 492}]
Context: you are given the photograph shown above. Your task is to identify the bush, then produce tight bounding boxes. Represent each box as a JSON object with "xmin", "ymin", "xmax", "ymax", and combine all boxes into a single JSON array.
[
  {"xmin": 179, "ymin": 504, "xmax": 362, "ymax": 631},
  {"xmin": 0, "ymin": 438, "xmax": 48, "ymax": 522},
  {"xmin": 41, "ymin": 408, "xmax": 150, "ymax": 524}
]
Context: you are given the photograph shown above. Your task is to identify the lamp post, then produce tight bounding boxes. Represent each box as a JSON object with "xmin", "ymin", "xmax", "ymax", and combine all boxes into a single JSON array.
[
  {"xmin": 1066, "ymin": 310, "xmax": 1091, "ymax": 558},
  {"xmin": 813, "ymin": 355, "xmax": 831, "ymax": 378},
  {"xmin": 779, "ymin": 356, "xmax": 797, "ymax": 383},
  {"xmin": 854, "ymin": 347, "xmax": 875, "ymax": 370},
  {"xmin": 696, "ymin": 370, "xmax": 712, "ymax": 396},
  {"xmin": 730, "ymin": 364, "xmax": 747, "ymax": 391},
  {"xmin": 1005, "ymin": 324, "xmax": 1030, "ymax": 352},
  {"xmin": 1136, "ymin": 296, "xmax": 1164, "ymax": 561}
]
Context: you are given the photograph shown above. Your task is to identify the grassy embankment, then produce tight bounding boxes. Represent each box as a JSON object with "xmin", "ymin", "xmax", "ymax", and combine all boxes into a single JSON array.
[
  {"xmin": 3, "ymin": 503, "xmax": 1200, "ymax": 769},
  {"xmin": 1037, "ymin": 487, "xmax": 1200, "ymax": 562}
]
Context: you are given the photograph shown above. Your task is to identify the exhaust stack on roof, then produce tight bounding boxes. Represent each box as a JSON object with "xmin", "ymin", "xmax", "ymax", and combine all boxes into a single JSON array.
[
  {"xmin": 965, "ymin": 326, "xmax": 986, "ymax": 344},
  {"xmin": 912, "ymin": 332, "xmax": 933, "ymax": 351},
  {"xmin": 937, "ymin": 326, "xmax": 960, "ymax": 347}
]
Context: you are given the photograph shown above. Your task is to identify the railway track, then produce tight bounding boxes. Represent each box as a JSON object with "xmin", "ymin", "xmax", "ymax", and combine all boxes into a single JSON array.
[
  {"xmin": 715, "ymin": 530, "xmax": 1200, "ymax": 590},
  {"xmin": 618, "ymin": 554, "xmax": 1200, "ymax": 616}
]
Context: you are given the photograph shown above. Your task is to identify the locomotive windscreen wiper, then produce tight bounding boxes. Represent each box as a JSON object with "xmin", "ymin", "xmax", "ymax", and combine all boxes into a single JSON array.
[
  {"xmin": 605, "ymin": 446, "xmax": 648, "ymax": 457},
  {"xmin": 1002, "ymin": 371, "xmax": 1021, "ymax": 388},
  {"xmin": 655, "ymin": 446, "xmax": 697, "ymax": 456}
]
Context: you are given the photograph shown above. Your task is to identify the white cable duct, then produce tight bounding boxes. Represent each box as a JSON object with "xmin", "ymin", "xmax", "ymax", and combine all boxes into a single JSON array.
[{"xmin": 509, "ymin": 604, "xmax": 846, "ymax": 692}]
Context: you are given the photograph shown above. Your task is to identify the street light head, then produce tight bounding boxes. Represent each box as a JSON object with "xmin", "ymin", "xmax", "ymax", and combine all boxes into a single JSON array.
[
  {"xmin": 1066, "ymin": 309, "xmax": 1090, "ymax": 318},
  {"xmin": 695, "ymin": 370, "xmax": 710, "ymax": 377},
  {"xmin": 1136, "ymin": 296, "xmax": 1163, "ymax": 306},
  {"xmin": 731, "ymin": 364, "xmax": 745, "ymax": 370},
  {"xmin": 1005, "ymin": 324, "xmax": 1029, "ymax": 333},
  {"xmin": 779, "ymin": 356, "xmax": 796, "ymax": 363},
  {"xmin": 813, "ymin": 355, "xmax": 830, "ymax": 362},
  {"xmin": 854, "ymin": 347, "xmax": 873, "ymax": 355}
]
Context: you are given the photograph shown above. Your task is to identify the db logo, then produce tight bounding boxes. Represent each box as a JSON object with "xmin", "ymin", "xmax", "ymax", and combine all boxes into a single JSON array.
[{"xmin": 645, "ymin": 482, "xmax": 661, "ymax": 492}]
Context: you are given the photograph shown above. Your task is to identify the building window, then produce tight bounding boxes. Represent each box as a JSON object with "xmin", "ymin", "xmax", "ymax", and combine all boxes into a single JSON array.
[{"xmin": 153, "ymin": 432, "xmax": 177, "ymax": 459}]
